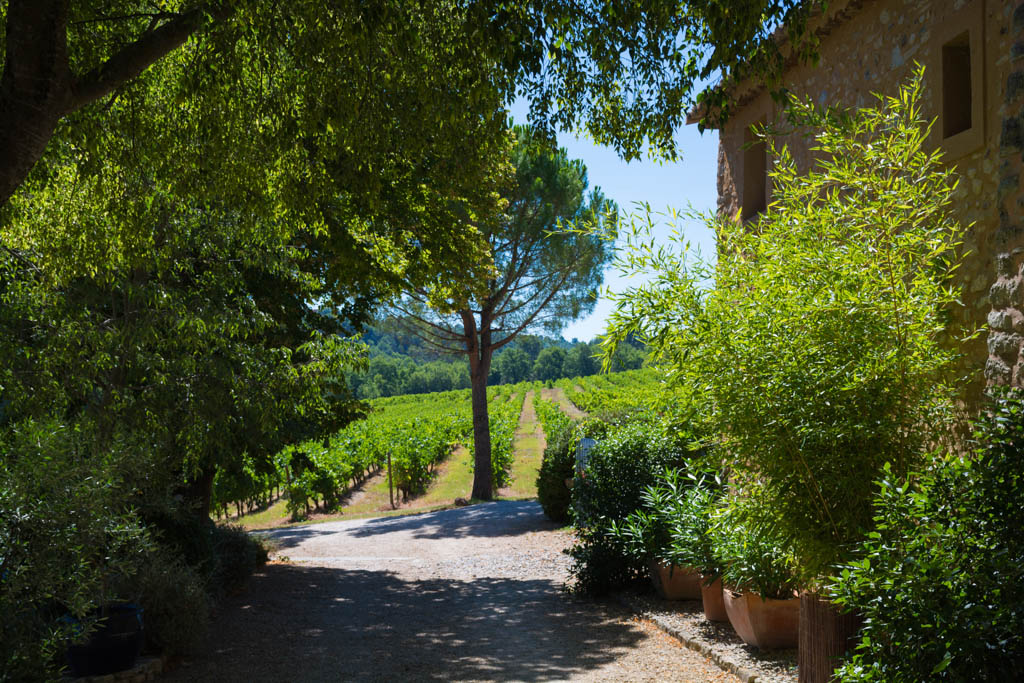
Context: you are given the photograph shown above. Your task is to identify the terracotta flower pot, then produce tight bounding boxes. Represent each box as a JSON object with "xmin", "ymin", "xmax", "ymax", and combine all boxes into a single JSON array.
[
  {"xmin": 648, "ymin": 560, "xmax": 702, "ymax": 600},
  {"xmin": 723, "ymin": 589, "xmax": 799, "ymax": 650},
  {"xmin": 700, "ymin": 576, "xmax": 729, "ymax": 622}
]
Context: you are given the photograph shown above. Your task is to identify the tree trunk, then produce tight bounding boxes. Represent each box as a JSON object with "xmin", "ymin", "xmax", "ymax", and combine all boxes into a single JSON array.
[
  {"xmin": 0, "ymin": 0, "xmax": 74, "ymax": 207},
  {"xmin": 469, "ymin": 348, "xmax": 493, "ymax": 500},
  {"xmin": 798, "ymin": 592, "xmax": 863, "ymax": 683},
  {"xmin": 183, "ymin": 464, "xmax": 217, "ymax": 520}
]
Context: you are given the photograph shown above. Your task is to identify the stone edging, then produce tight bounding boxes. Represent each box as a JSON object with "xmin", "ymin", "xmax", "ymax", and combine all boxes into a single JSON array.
[{"xmin": 611, "ymin": 593, "xmax": 763, "ymax": 683}]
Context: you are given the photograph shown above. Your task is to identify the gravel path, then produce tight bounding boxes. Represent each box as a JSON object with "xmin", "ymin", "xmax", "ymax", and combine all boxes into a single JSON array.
[
  {"xmin": 164, "ymin": 501, "xmax": 739, "ymax": 682},
  {"xmin": 618, "ymin": 594, "xmax": 798, "ymax": 683}
]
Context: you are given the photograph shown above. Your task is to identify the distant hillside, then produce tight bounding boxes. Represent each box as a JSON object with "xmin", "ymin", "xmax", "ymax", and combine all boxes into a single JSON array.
[{"xmin": 345, "ymin": 317, "xmax": 646, "ymax": 399}]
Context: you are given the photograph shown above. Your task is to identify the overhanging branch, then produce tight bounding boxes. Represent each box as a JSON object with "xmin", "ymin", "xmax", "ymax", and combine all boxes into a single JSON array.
[{"xmin": 69, "ymin": 3, "xmax": 227, "ymax": 112}]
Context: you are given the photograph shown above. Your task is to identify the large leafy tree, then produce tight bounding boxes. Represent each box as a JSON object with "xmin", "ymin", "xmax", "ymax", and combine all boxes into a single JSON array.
[
  {"xmin": 0, "ymin": 0, "xmax": 512, "ymax": 513},
  {"xmin": 396, "ymin": 126, "xmax": 615, "ymax": 500},
  {"xmin": 0, "ymin": 0, "xmax": 819, "ymax": 208},
  {"xmin": 488, "ymin": 0, "xmax": 816, "ymax": 158}
]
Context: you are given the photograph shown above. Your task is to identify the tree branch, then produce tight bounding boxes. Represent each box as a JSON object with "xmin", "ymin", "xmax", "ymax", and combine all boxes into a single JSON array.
[
  {"xmin": 489, "ymin": 268, "xmax": 575, "ymax": 353},
  {"xmin": 69, "ymin": 3, "xmax": 228, "ymax": 112}
]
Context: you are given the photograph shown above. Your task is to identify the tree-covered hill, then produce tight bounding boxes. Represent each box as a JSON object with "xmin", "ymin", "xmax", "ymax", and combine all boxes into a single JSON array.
[{"xmin": 347, "ymin": 317, "xmax": 646, "ymax": 399}]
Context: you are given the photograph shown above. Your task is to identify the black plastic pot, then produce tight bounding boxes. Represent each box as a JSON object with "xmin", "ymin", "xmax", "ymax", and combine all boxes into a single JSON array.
[{"xmin": 66, "ymin": 603, "xmax": 144, "ymax": 677}]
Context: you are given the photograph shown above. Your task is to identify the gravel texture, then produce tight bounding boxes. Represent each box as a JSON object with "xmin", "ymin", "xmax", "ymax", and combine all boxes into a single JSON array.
[
  {"xmin": 616, "ymin": 593, "xmax": 798, "ymax": 683},
  {"xmin": 162, "ymin": 501, "xmax": 741, "ymax": 682}
]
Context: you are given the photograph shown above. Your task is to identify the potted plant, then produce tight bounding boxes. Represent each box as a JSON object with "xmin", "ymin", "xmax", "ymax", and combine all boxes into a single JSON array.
[
  {"xmin": 665, "ymin": 468, "xmax": 728, "ymax": 621},
  {"xmin": 607, "ymin": 469, "xmax": 702, "ymax": 600},
  {"xmin": 713, "ymin": 508, "xmax": 800, "ymax": 650},
  {"xmin": 64, "ymin": 518, "xmax": 151, "ymax": 677}
]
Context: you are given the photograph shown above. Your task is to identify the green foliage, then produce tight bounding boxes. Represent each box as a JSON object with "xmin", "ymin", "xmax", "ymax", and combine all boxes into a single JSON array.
[
  {"xmin": 346, "ymin": 331, "xmax": 625, "ymax": 399},
  {"xmin": 533, "ymin": 347, "xmax": 568, "ymax": 381},
  {"xmin": 492, "ymin": 346, "xmax": 534, "ymax": 385},
  {"xmin": 604, "ymin": 71, "xmax": 967, "ymax": 584},
  {"xmin": 490, "ymin": 0, "xmax": 816, "ymax": 157},
  {"xmin": 831, "ymin": 388, "xmax": 1024, "ymax": 681},
  {"xmin": 0, "ymin": 420, "xmax": 151, "ymax": 681},
  {"xmin": 639, "ymin": 467, "xmax": 724, "ymax": 578},
  {"xmin": 566, "ymin": 414, "xmax": 693, "ymax": 595},
  {"xmin": 534, "ymin": 394, "xmax": 576, "ymax": 522},
  {"xmin": 128, "ymin": 552, "xmax": 210, "ymax": 657},
  {"xmin": 557, "ymin": 368, "xmax": 664, "ymax": 419},
  {"xmin": 208, "ymin": 525, "xmax": 271, "ymax": 596},
  {"xmin": 711, "ymin": 500, "xmax": 800, "ymax": 601},
  {"xmin": 482, "ymin": 390, "xmax": 520, "ymax": 490}
]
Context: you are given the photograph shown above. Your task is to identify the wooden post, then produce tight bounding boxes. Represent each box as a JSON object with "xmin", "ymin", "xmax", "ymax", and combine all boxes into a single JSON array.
[
  {"xmin": 799, "ymin": 592, "xmax": 863, "ymax": 682},
  {"xmin": 388, "ymin": 451, "xmax": 395, "ymax": 509}
]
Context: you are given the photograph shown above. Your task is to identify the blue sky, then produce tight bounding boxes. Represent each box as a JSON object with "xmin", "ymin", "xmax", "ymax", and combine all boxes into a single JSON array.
[{"xmin": 507, "ymin": 101, "xmax": 721, "ymax": 342}]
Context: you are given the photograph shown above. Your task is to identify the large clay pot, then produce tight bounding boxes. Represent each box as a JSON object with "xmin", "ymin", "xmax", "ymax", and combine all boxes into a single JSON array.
[
  {"xmin": 649, "ymin": 560, "xmax": 702, "ymax": 600},
  {"xmin": 723, "ymin": 589, "xmax": 799, "ymax": 650},
  {"xmin": 66, "ymin": 603, "xmax": 144, "ymax": 677},
  {"xmin": 701, "ymin": 576, "xmax": 729, "ymax": 622}
]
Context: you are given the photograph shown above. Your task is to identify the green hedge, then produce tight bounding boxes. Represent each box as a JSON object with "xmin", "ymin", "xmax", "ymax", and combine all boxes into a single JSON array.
[{"xmin": 831, "ymin": 388, "xmax": 1024, "ymax": 681}]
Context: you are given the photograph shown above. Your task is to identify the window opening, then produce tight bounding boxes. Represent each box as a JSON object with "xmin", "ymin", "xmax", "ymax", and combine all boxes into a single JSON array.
[
  {"xmin": 742, "ymin": 123, "xmax": 767, "ymax": 220},
  {"xmin": 942, "ymin": 32, "xmax": 972, "ymax": 139}
]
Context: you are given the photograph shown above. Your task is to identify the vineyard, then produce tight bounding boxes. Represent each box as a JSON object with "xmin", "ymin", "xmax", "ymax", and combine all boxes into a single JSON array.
[
  {"xmin": 211, "ymin": 382, "xmax": 527, "ymax": 520},
  {"xmin": 555, "ymin": 367, "xmax": 666, "ymax": 416},
  {"xmin": 209, "ymin": 368, "xmax": 666, "ymax": 522}
]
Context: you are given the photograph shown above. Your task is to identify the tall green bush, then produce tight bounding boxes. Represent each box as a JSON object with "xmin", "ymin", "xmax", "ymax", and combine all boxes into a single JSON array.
[
  {"xmin": 534, "ymin": 394, "xmax": 576, "ymax": 522},
  {"xmin": 604, "ymin": 69, "xmax": 968, "ymax": 584},
  {"xmin": 831, "ymin": 388, "xmax": 1024, "ymax": 681},
  {"xmin": 566, "ymin": 414, "xmax": 693, "ymax": 594}
]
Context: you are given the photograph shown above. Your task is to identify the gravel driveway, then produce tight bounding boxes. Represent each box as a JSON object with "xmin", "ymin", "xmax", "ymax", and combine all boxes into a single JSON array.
[{"xmin": 164, "ymin": 501, "xmax": 739, "ymax": 682}]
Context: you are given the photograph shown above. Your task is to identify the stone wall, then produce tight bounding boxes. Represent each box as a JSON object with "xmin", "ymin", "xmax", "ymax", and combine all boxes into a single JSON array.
[
  {"xmin": 985, "ymin": 3, "xmax": 1024, "ymax": 385},
  {"xmin": 715, "ymin": 0, "xmax": 1018, "ymax": 396}
]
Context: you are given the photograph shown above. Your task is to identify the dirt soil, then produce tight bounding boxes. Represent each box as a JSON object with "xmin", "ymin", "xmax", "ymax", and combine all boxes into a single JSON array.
[
  {"xmin": 164, "ymin": 501, "xmax": 739, "ymax": 682},
  {"xmin": 540, "ymin": 387, "xmax": 586, "ymax": 420}
]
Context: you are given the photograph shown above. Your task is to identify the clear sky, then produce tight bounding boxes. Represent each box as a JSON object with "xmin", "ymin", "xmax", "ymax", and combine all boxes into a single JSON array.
[{"xmin": 508, "ymin": 100, "xmax": 721, "ymax": 343}]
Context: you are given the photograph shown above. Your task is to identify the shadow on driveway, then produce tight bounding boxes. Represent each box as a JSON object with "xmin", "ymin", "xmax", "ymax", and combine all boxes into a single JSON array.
[{"xmin": 164, "ymin": 563, "xmax": 643, "ymax": 682}]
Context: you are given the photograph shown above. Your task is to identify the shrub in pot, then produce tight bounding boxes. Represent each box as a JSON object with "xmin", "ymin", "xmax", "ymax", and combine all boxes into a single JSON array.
[
  {"xmin": 607, "ymin": 467, "xmax": 710, "ymax": 600},
  {"xmin": 665, "ymin": 468, "xmax": 727, "ymax": 621},
  {"xmin": 713, "ymin": 505, "xmax": 800, "ymax": 650}
]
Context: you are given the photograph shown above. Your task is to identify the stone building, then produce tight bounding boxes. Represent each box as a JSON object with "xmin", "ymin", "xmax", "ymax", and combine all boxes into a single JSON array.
[{"xmin": 700, "ymin": 0, "xmax": 1024, "ymax": 395}]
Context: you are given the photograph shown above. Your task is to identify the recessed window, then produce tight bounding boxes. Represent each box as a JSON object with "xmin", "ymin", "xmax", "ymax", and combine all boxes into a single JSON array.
[
  {"xmin": 942, "ymin": 32, "xmax": 972, "ymax": 139},
  {"xmin": 742, "ymin": 123, "xmax": 767, "ymax": 220}
]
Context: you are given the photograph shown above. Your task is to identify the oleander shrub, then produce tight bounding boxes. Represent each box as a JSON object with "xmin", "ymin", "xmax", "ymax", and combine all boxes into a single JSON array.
[
  {"xmin": 566, "ymin": 414, "xmax": 693, "ymax": 595},
  {"xmin": 831, "ymin": 387, "xmax": 1024, "ymax": 681},
  {"xmin": 608, "ymin": 466, "xmax": 725, "ymax": 579}
]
